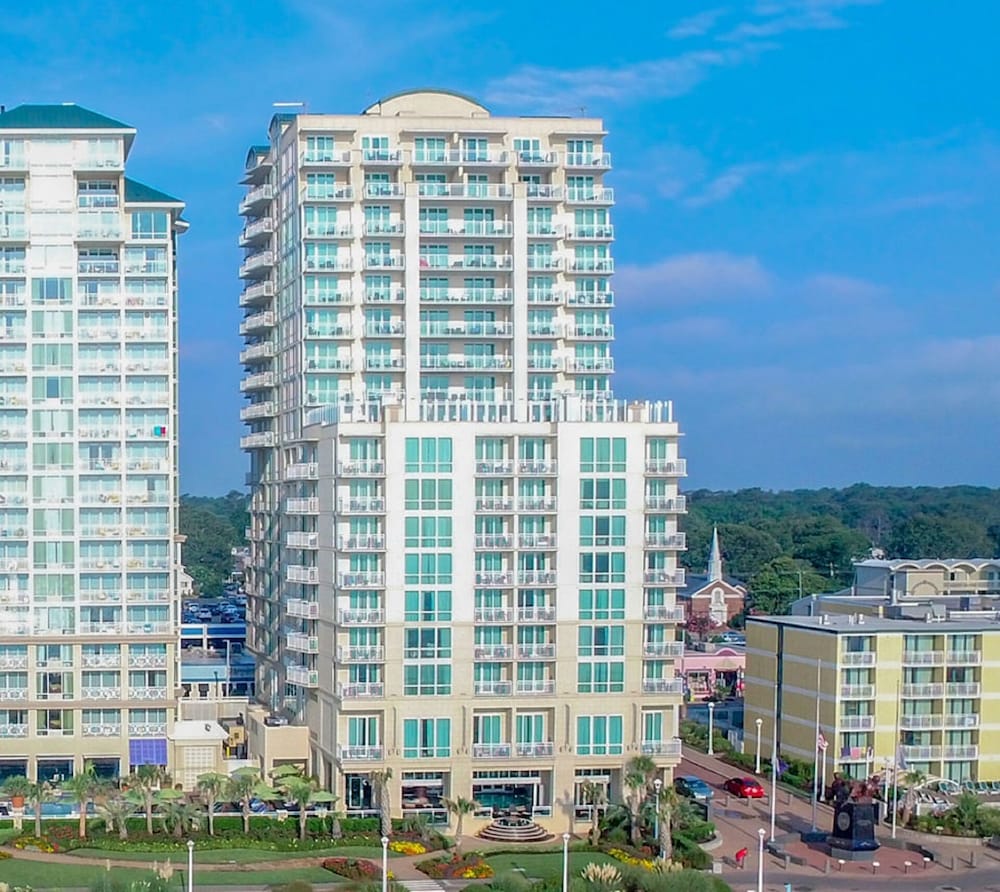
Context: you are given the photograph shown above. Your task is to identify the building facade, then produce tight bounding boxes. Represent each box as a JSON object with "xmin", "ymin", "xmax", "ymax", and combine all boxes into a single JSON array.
[
  {"xmin": 239, "ymin": 90, "xmax": 687, "ymax": 826},
  {"xmin": 0, "ymin": 105, "xmax": 185, "ymax": 782},
  {"xmin": 745, "ymin": 614, "xmax": 999, "ymax": 787}
]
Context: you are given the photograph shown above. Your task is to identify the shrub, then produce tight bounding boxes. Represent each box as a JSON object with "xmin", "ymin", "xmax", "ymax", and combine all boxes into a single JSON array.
[
  {"xmin": 673, "ymin": 836, "xmax": 712, "ymax": 870},
  {"xmin": 322, "ymin": 857, "xmax": 383, "ymax": 880},
  {"xmin": 417, "ymin": 853, "xmax": 494, "ymax": 879}
]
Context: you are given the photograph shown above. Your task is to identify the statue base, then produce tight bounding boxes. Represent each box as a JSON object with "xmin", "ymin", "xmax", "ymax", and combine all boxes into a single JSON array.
[{"xmin": 827, "ymin": 802, "xmax": 880, "ymax": 859}]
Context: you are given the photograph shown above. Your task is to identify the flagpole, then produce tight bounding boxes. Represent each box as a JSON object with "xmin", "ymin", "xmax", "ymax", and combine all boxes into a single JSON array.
[
  {"xmin": 811, "ymin": 657, "xmax": 821, "ymax": 831},
  {"xmin": 891, "ymin": 678, "xmax": 901, "ymax": 839},
  {"xmin": 769, "ymin": 668, "xmax": 779, "ymax": 842}
]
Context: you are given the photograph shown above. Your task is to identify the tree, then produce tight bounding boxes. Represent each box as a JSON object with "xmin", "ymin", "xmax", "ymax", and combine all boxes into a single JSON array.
[
  {"xmin": 196, "ymin": 772, "xmax": 229, "ymax": 837},
  {"xmin": 685, "ymin": 613, "xmax": 715, "ymax": 641},
  {"xmin": 899, "ymin": 769, "xmax": 928, "ymax": 827},
  {"xmin": 129, "ymin": 765, "xmax": 171, "ymax": 835},
  {"xmin": 155, "ymin": 789, "xmax": 200, "ymax": 838},
  {"xmin": 61, "ymin": 765, "xmax": 101, "ymax": 840},
  {"xmin": 227, "ymin": 766, "xmax": 262, "ymax": 835},
  {"xmin": 654, "ymin": 785, "xmax": 682, "ymax": 861},
  {"xmin": 442, "ymin": 796, "xmax": 476, "ymax": 851},
  {"xmin": 579, "ymin": 781, "xmax": 606, "ymax": 846},
  {"xmin": 623, "ymin": 755, "xmax": 657, "ymax": 847},
  {"xmin": 1, "ymin": 774, "xmax": 32, "ymax": 807},
  {"xmin": 28, "ymin": 781, "xmax": 56, "ymax": 838},
  {"xmin": 179, "ymin": 493, "xmax": 248, "ymax": 594},
  {"xmin": 369, "ymin": 769, "xmax": 393, "ymax": 838},
  {"xmin": 887, "ymin": 514, "xmax": 993, "ymax": 560},
  {"xmin": 749, "ymin": 556, "xmax": 830, "ymax": 615},
  {"xmin": 98, "ymin": 793, "xmax": 133, "ymax": 841}
]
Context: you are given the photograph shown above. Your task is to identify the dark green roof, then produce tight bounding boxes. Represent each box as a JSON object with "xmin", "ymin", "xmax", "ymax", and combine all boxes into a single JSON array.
[
  {"xmin": 124, "ymin": 178, "xmax": 183, "ymax": 206},
  {"xmin": 0, "ymin": 103, "xmax": 133, "ymax": 131}
]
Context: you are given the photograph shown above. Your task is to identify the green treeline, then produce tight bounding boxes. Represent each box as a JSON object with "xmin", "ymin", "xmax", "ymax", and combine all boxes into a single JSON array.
[{"xmin": 179, "ymin": 491, "xmax": 248, "ymax": 596}]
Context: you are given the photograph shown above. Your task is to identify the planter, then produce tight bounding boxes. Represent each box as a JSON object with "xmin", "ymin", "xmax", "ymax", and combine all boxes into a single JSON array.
[{"xmin": 10, "ymin": 796, "xmax": 24, "ymax": 809}]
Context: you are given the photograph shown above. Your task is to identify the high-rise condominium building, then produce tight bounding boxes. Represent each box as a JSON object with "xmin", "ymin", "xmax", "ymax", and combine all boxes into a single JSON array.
[
  {"xmin": 239, "ymin": 90, "xmax": 686, "ymax": 828},
  {"xmin": 0, "ymin": 105, "xmax": 184, "ymax": 783}
]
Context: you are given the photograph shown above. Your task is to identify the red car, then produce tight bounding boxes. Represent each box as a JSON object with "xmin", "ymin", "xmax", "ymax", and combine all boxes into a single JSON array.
[{"xmin": 724, "ymin": 776, "xmax": 765, "ymax": 799}]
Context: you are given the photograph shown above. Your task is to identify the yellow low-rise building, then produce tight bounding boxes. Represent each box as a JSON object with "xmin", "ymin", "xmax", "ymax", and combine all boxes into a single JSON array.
[{"xmin": 746, "ymin": 613, "xmax": 1000, "ymax": 784}]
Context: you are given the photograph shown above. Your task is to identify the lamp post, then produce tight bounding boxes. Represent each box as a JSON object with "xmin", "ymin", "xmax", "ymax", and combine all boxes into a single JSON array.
[
  {"xmin": 381, "ymin": 835, "xmax": 389, "ymax": 892},
  {"xmin": 707, "ymin": 701, "xmax": 715, "ymax": 755},
  {"xmin": 562, "ymin": 832, "xmax": 571, "ymax": 892},
  {"xmin": 756, "ymin": 828, "xmax": 766, "ymax": 892},
  {"xmin": 754, "ymin": 717, "xmax": 763, "ymax": 774},
  {"xmin": 652, "ymin": 778, "xmax": 662, "ymax": 858},
  {"xmin": 187, "ymin": 839, "xmax": 194, "ymax": 892}
]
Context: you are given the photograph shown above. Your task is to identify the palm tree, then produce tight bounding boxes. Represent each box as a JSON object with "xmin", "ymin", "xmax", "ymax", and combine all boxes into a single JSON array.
[
  {"xmin": 98, "ymin": 793, "xmax": 133, "ymax": 841},
  {"xmin": 654, "ymin": 785, "xmax": 682, "ymax": 861},
  {"xmin": 128, "ymin": 765, "xmax": 170, "ymax": 835},
  {"xmin": 196, "ymin": 772, "xmax": 229, "ymax": 837},
  {"xmin": 27, "ymin": 781, "xmax": 55, "ymax": 838},
  {"xmin": 442, "ymin": 796, "xmax": 477, "ymax": 851},
  {"xmin": 156, "ymin": 789, "xmax": 201, "ymax": 839},
  {"xmin": 623, "ymin": 755, "xmax": 657, "ymax": 846},
  {"xmin": 61, "ymin": 765, "xmax": 100, "ymax": 840},
  {"xmin": 580, "ymin": 781, "xmax": 606, "ymax": 846},
  {"xmin": 1, "ymin": 775, "xmax": 32, "ymax": 809},
  {"xmin": 369, "ymin": 769, "xmax": 393, "ymax": 838},
  {"xmin": 227, "ymin": 767, "xmax": 262, "ymax": 835},
  {"xmin": 899, "ymin": 768, "xmax": 928, "ymax": 828}
]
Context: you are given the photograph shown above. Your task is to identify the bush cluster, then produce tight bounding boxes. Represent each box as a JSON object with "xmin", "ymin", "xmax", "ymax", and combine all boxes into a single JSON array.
[
  {"xmin": 417, "ymin": 853, "xmax": 495, "ymax": 879},
  {"xmin": 321, "ymin": 857, "xmax": 383, "ymax": 880}
]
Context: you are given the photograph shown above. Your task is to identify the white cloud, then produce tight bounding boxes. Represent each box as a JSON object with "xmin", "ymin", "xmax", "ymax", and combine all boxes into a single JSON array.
[
  {"xmin": 616, "ymin": 252, "xmax": 773, "ymax": 305},
  {"xmin": 668, "ymin": 8, "xmax": 729, "ymax": 39}
]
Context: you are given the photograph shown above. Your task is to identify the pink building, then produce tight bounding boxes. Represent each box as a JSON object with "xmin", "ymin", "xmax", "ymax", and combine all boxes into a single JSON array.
[{"xmin": 680, "ymin": 645, "xmax": 745, "ymax": 701}]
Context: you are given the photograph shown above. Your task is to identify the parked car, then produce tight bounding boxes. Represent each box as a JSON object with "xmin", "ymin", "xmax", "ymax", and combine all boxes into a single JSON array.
[
  {"xmin": 674, "ymin": 775, "xmax": 714, "ymax": 802},
  {"xmin": 724, "ymin": 777, "xmax": 765, "ymax": 799},
  {"xmin": 719, "ymin": 631, "xmax": 746, "ymax": 645}
]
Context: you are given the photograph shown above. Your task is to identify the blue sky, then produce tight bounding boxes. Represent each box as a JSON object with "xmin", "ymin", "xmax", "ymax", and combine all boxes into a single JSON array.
[{"xmin": 4, "ymin": 0, "xmax": 998, "ymax": 493}]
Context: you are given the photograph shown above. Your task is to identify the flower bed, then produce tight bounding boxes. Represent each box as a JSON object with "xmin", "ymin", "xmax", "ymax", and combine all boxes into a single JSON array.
[
  {"xmin": 322, "ymin": 857, "xmax": 383, "ymax": 880},
  {"xmin": 417, "ymin": 854, "xmax": 494, "ymax": 879},
  {"xmin": 389, "ymin": 840, "xmax": 427, "ymax": 855},
  {"xmin": 606, "ymin": 847, "xmax": 656, "ymax": 871},
  {"xmin": 12, "ymin": 836, "xmax": 57, "ymax": 853}
]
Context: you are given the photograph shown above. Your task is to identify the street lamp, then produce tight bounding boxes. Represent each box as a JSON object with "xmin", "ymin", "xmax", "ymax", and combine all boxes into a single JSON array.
[
  {"xmin": 652, "ymin": 778, "xmax": 663, "ymax": 858},
  {"xmin": 381, "ymin": 835, "xmax": 389, "ymax": 892},
  {"xmin": 562, "ymin": 832, "xmax": 571, "ymax": 892},
  {"xmin": 707, "ymin": 702, "xmax": 715, "ymax": 755},
  {"xmin": 756, "ymin": 828, "xmax": 766, "ymax": 892},
  {"xmin": 187, "ymin": 839, "xmax": 194, "ymax": 892},
  {"xmin": 754, "ymin": 717, "xmax": 763, "ymax": 773}
]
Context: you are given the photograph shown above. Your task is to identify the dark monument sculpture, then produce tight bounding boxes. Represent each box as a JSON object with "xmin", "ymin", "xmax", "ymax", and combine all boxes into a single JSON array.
[{"xmin": 826, "ymin": 773, "xmax": 881, "ymax": 860}]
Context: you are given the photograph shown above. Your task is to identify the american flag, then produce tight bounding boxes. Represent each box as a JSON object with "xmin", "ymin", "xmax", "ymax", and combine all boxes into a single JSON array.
[{"xmin": 817, "ymin": 730, "xmax": 828, "ymax": 752}]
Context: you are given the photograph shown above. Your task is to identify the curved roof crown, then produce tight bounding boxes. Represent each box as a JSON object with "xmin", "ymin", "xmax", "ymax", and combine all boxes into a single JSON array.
[{"xmin": 363, "ymin": 89, "xmax": 489, "ymax": 118}]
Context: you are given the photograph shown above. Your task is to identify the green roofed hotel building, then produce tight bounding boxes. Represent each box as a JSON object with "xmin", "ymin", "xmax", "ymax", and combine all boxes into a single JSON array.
[
  {"xmin": 239, "ymin": 90, "xmax": 686, "ymax": 830},
  {"xmin": 0, "ymin": 105, "xmax": 184, "ymax": 783}
]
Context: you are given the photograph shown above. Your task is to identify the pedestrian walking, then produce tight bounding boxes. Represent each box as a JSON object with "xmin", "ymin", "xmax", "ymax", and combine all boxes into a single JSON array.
[{"xmin": 735, "ymin": 846, "xmax": 748, "ymax": 868}]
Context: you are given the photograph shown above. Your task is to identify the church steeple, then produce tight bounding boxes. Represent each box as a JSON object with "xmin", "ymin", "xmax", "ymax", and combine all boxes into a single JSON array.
[{"xmin": 707, "ymin": 526, "xmax": 723, "ymax": 581}]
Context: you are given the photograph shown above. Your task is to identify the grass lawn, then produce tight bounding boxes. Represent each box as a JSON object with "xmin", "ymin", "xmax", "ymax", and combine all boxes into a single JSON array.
[
  {"xmin": 66, "ymin": 844, "xmax": 385, "ymax": 863},
  {"xmin": 485, "ymin": 851, "xmax": 616, "ymax": 880},
  {"xmin": 0, "ymin": 859, "xmax": 335, "ymax": 888}
]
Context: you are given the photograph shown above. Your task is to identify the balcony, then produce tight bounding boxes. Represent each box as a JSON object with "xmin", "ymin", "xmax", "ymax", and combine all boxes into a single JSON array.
[
  {"xmin": 239, "ymin": 341, "xmax": 275, "ymax": 364},
  {"xmin": 337, "ymin": 535, "xmax": 386, "ymax": 551},
  {"xmin": 365, "ymin": 322, "xmax": 405, "ymax": 337},
  {"xmin": 568, "ymin": 290, "xmax": 615, "ymax": 307},
  {"xmin": 643, "ymin": 641, "xmax": 685, "ymax": 658},
  {"xmin": 947, "ymin": 651, "xmax": 982, "ymax": 664},
  {"xmin": 944, "ymin": 713, "xmax": 979, "ymax": 729},
  {"xmin": 337, "ymin": 682, "xmax": 384, "ymax": 699},
  {"xmin": 641, "ymin": 738, "xmax": 683, "ymax": 757},
  {"xmin": 240, "ymin": 401, "xmax": 275, "ymax": 421},
  {"xmin": 420, "ymin": 320, "xmax": 513, "ymax": 338},
  {"xmin": 420, "ymin": 220, "xmax": 514, "ymax": 237},
  {"xmin": 567, "ymin": 224, "xmax": 615, "ymax": 241},
  {"xmin": 0, "ymin": 723, "xmax": 28, "ymax": 738},
  {"xmin": 338, "ymin": 572, "xmax": 385, "ymax": 588},
  {"xmin": 841, "ymin": 652, "xmax": 877, "ymax": 666},
  {"xmin": 902, "ymin": 651, "xmax": 945, "ymax": 666},
  {"xmin": 336, "ymin": 498, "xmax": 385, "ymax": 514},
  {"xmin": 286, "ymin": 498, "xmax": 319, "ymax": 515},
  {"xmin": 240, "ymin": 432, "xmax": 275, "ymax": 450},
  {"xmin": 840, "ymin": 684, "xmax": 876, "ymax": 699},
  {"xmin": 902, "ymin": 683, "xmax": 944, "ymax": 698},
  {"xmin": 239, "ymin": 184, "xmax": 274, "ymax": 215},
  {"xmin": 515, "ymin": 741, "xmax": 554, "ymax": 758},
  {"xmin": 240, "ymin": 371, "xmax": 275, "ymax": 392},
  {"xmin": 363, "ymin": 355, "xmax": 404, "ymax": 371},
  {"xmin": 476, "ymin": 571, "xmax": 513, "ymax": 586},
  {"xmin": 239, "ymin": 217, "xmax": 274, "ymax": 246},
  {"xmin": 308, "ymin": 224, "xmax": 355, "ymax": 240},
  {"xmin": 418, "ymin": 253, "xmax": 514, "ymax": 272},
  {"xmin": 0, "ymin": 655, "xmax": 27, "ymax": 669},
  {"xmin": 81, "ymin": 686, "xmax": 122, "ymax": 701},
  {"xmin": 364, "ymin": 253, "xmax": 404, "ymax": 270},
  {"xmin": 239, "ymin": 310, "xmax": 276, "ymax": 335},
  {"xmin": 0, "ymin": 689, "xmax": 28, "ymax": 701},
  {"xmin": 565, "ymin": 152, "xmax": 612, "ymax": 169},
  {"xmin": 645, "ymin": 533, "xmax": 687, "ymax": 549},
  {"xmin": 286, "ymin": 599, "xmax": 319, "ymax": 619},
  {"xmin": 474, "ymin": 681, "xmax": 512, "ymax": 696},
  {"xmin": 286, "ymin": 632, "xmax": 319, "ymax": 653},
  {"xmin": 644, "ymin": 459, "xmax": 687, "ymax": 476},
  {"xmin": 645, "ymin": 495, "xmax": 687, "ymax": 512},
  {"xmin": 641, "ymin": 678, "xmax": 685, "ymax": 695},
  {"xmin": 420, "ymin": 287, "xmax": 513, "ymax": 305},
  {"xmin": 517, "ymin": 570, "xmax": 556, "ymax": 586},
  {"xmin": 79, "ymin": 622, "xmax": 123, "ymax": 635},
  {"xmin": 475, "ymin": 607, "xmax": 513, "ymax": 623},
  {"xmin": 128, "ymin": 653, "xmax": 167, "ymax": 668},
  {"xmin": 475, "ymin": 534, "xmax": 514, "ymax": 549},
  {"xmin": 364, "ymin": 221, "xmax": 405, "ymax": 236},
  {"xmin": 525, "ymin": 184, "xmax": 563, "ymax": 201},
  {"xmin": 128, "ymin": 721, "xmax": 167, "ymax": 736},
  {"xmin": 642, "ymin": 604, "xmax": 687, "ymax": 623},
  {"xmin": 475, "ymin": 498, "xmax": 514, "ymax": 514},
  {"xmin": 901, "ymin": 745, "xmax": 942, "ymax": 761},
  {"xmin": 286, "ymin": 565, "xmax": 319, "ymax": 584},
  {"xmin": 565, "ymin": 187, "xmax": 614, "ymax": 204},
  {"xmin": 286, "ymin": 665, "xmax": 319, "ymax": 688},
  {"xmin": 943, "ymin": 745, "xmax": 979, "ymax": 760},
  {"xmin": 565, "ymin": 358, "xmax": 614, "ymax": 373},
  {"xmin": 475, "ymin": 644, "xmax": 513, "ymax": 660},
  {"xmin": 286, "ymin": 531, "xmax": 318, "ymax": 549},
  {"xmin": 240, "ymin": 281, "xmax": 274, "ymax": 308},
  {"xmin": 567, "ymin": 259, "xmax": 614, "ymax": 276},
  {"xmin": 337, "ymin": 743, "xmax": 385, "ymax": 763},
  {"xmin": 472, "ymin": 742, "xmax": 511, "ymax": 758},
  {"xmin": 516, "ymin": 607, "xmax": 555, "ymax": 622},
  {"xmin": 515, "ymin": 679, "xmax": 555, "ymax": 695},
  {"xmin": 900, "ymin": 714, "xmax": 943, "ymax": 730},
  {"xmin": 946, "ymin": 682, "xmax": 980, "ymax": 697},
  {"xmin": 518, "ymin": 534, "xmax": 556, "ymax": 549},
  {"xmin": 82, "ymin": 723, "xmax": 121, "ymax": 737},
  {"xmin": 128, "ymin": 687, "xmax": 169, "ymax": 701},
  {"xmin": 644, "ymin": 570, "xmax": 686, "ymax": 586},
  {"xmin": 337, "ymin": 646, "xmax": 385, "ymax": 663},
  {"xmin": 476, "ymin": 461, "xmax": 514, "ymax": 476},
  {"xmin": 416, "ymin": 183, "xmax": 513, "ymax": 200},
  {"xmin": 516, "ymin": 151, "xmax": 558, "ymax": 168},
  {"xmin": 338, "ymin": 609, "xmax": 385, "ymax": 625},
  {"xmin": 517, "ymin": 498, "xmax": 557, "ymax": 513},
  {"xmin": 517, "ymin": 643, "xmax": 555, "ymax": 660},
  {"xmin": 840, "ymin": 715, "xmax": 876, "ymax": 731},
  {"xmin": 286, "ymin": 462, "xmax": 319, "ymax": 480},
  {"xmin": 301, "ymin": 149, "xmax": 352, "ymax": 167},
  {"xmin": 307, "ymin": 186, "xmax": 354, "ymax": 202}
]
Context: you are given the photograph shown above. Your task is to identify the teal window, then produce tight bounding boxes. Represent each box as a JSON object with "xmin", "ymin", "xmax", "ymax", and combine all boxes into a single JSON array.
[
  {"xmin": 403, "ymin": 479, "xmax": 453, "ymax": 510},
  {"xmin": 579, "ymin": 516, "xmax": 625, "ymax": 547},
  {"xmin": 403, "ymin": 718, "xmax": 450, "ymax": 758},
  {"xmin": 643, "ymin": 712, "xmax": 663, "ymax": 743},
  {"xmin": 577, "ymin": 661, "xmax": 624, "ymax": 694},
  {"xmin": 473, "ymin": 713, "xmax": 502, "ymax": 744},
  {"xmin": 576, "ymin": 715, "xmax": 623, "ymax": 756},
  {"xmin": 579, "ymin": 478, "xmax": 626, "ymax": 509},
  {"xmin": 578, "ymin": 625, "xmax": 625, "ymax": 657},
  {"xmin": 579, "ymin": 552, "xmax": 625, "ymax": 584},
  {"xmin": 404, "ymin": 553, "xmax": 453, "ymax": 585},
  {"xmin": 516, "ymin": 713, "xmax": 545, "ymax": 745},
  {"xmin": 404, "ymin": 628, "xmax": 451, "ymax": 659},
  {"xmin": 580, "ymin": 437, "xmax": 626, "ymax": 472},
  {"xmin": 403, "ymin": 664, "xmax": 451, "ymax": 696},
  {"xmin": 405, "ymin": 590, "xmax": 452, "ymax": 622},
  {"xmin": 305, "ymin": 173, "xmax": 337, "ymax": 199},
  {"xmin": 404, "ymin": 437, "xmax": 453, "ymax": 472},
  {"xmin": 31, "ymin": 278, "xmax": 72, "ymax": 304},
  {"xmin": 404, "ymin": 516, "xmax": 453, "ymax": 548},
  {"xmin": 347, "ymin": 715, "xmax": 379, "ymax": 746},
  {"xmin": 305, "ymin": 136, "xmax": 335, "ymax": 162},
  {"xmin": 131, "ymin": 212, "xmax": 168, "ymax": 240},
  {"xmin": 579, "ymin": 589, "xmax": 626, "ymax": 620}
]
